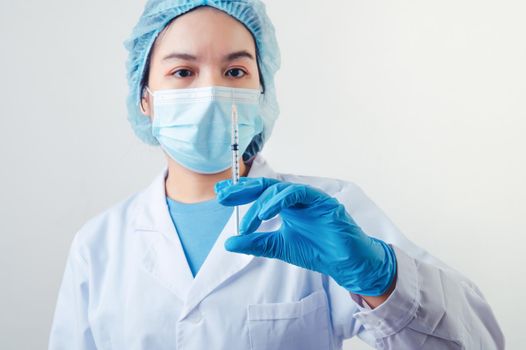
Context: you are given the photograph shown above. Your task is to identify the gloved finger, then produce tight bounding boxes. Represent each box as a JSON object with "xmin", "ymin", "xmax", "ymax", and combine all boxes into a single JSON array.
[
  {"xmin": 216, "ymin": 181, "xmax": 264, "ymax": 206},
  {"xmin": 214, "ymin": 179, "xmax": 233, "ymax": 193},
  {"xmin": 224, "ymin": 230, "xmax": 282, "ymax": 259},
  {"xmin": 214, "ymin": 177, "xmax": 251, "ymax": 193},
  {"xmin": 258, "ymin": 184, "xmax": 316, "ymax": 221},
  {"xmin": 239, "ymin": 182, "xmax": 294, "ymax": 234},
  {"xmin": 216, "ymin": 177, "xmax": 281, "ymax": 206},
  {"xmin": 215, "ymin": 178, "xmax": 260, "ymax": 206}
]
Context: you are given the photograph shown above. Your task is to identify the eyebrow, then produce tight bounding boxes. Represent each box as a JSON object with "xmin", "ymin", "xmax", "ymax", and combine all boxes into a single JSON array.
[
  {"xmin": 161, "ymin": 50, "xmax": 255, "ymax": 62},
  {"xmin": 224, "ymin": 50, "xmax": 255, "ymax": 61}
]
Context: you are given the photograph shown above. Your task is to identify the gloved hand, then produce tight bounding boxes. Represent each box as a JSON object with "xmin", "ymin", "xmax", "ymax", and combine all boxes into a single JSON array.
[{"xmin": 215, "ymin": 177, "xmax": 397, "ymax": 296}]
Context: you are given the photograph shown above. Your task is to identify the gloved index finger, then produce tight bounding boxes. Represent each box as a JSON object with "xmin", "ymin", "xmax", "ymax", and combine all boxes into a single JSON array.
[
  {"xmin": 216, "ymin": 177, "xmax": 280, "ymax": 206},
  {"xmin": 214, "ymin": 179, "xmax": 234, "ymax": 193},
  {"xmin": 214, "ymin": 176, "xmax": 257, "ymax": 193}
]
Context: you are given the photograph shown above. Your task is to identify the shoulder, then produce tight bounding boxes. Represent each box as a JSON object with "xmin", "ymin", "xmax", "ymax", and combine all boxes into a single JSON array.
[
  {"xmin": 69, "ymin": 189, "xmax": 145, "ymax": 262},
  {"xmin": 275, "ymin": 169, "xmax": 456, "ymax": 270},
  {"xmin": 276, "ymin": 171, "xmax": 402, "ymax": 241},
  {"xmin": 277, "ymin": 172, "xmax": 372, "ymax": 213}
]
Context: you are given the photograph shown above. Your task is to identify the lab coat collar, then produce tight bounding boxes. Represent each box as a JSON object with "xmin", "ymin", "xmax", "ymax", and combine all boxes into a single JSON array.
[{"xmin": 133, "ymin": 153, "xmax": 279, "ymax": 318}]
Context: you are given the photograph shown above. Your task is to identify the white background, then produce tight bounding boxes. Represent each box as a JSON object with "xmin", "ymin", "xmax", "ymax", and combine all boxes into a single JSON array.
[{"xmin": 0, "ymin": 0, "xmax": 525, "ymax": 349}]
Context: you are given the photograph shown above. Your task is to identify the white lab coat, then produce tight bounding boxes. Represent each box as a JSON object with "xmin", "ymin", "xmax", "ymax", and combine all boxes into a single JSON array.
[{"xmin": 49, "ymin": 154, "xmax": 504, "ymax": 349}]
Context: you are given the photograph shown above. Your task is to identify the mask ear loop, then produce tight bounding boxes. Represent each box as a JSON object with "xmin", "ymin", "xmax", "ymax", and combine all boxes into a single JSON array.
[{"xmin": 140, "ymin": 86, "xmax": 154, "ymax": 115}]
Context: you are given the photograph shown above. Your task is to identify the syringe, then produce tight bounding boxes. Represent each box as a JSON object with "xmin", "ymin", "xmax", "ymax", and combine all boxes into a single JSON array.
[{"xmin": 231, "ymin": 103, "xmax": 241, "ymax": 236}]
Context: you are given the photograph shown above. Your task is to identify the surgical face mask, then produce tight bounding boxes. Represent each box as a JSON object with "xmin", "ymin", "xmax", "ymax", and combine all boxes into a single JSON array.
[{"xmin": 146, "ymin": 86, "xmax": 264, "ymax": 174}]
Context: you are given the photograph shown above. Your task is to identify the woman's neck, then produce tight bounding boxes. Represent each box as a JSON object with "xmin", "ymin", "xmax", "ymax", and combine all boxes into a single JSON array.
[{"xmin": 164, "ymin": 155, "xmax": 250, "ymax": 203}]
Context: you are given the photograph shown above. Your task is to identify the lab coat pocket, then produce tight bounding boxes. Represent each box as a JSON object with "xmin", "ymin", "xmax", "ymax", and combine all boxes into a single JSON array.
[{"xmin": 247, "ymin": 290, "xmax": 331, "ymax": 350}]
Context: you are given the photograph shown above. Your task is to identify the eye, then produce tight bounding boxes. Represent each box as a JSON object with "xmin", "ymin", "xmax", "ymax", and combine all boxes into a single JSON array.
[
  {"xmin": 172, "ymin": 69, "xmax": 194, "ymax": 78},
  {"xmin": 225, "ymin": 68, "xmax": 247, "ymax": 78}
]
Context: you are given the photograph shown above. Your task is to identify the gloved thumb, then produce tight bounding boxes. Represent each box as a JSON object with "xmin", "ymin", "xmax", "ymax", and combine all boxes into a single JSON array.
[{"xmin": 224, "ymin": 231, "xmax": 281, "ymax": 259}]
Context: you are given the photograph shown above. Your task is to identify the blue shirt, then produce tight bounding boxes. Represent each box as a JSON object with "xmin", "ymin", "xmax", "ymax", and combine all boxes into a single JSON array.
[{"xmin": 166, "ymin": 195, "xmax": 234, "ymax": 277}]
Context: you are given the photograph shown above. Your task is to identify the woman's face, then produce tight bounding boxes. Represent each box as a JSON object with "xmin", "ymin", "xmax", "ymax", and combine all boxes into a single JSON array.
[{"xmin": 141, "ymin": 6, "xmax": 261, "ymax": 118}]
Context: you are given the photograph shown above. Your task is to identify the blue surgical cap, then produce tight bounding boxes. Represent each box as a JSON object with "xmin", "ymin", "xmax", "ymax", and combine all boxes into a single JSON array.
[{"xmin": 123, "ymin": 0, "xmax": 281, "ymax": 160}]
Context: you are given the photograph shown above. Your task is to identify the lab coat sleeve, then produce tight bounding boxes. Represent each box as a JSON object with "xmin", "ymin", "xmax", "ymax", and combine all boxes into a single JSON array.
[
  {"xmin": 48, "ymin": 233, "xmax": 97, "ymax": 350},
  {"xmin": 326, "ymin": 181, "xmax": 505, "ymax": 349},
  {"xmin": 349, "ymin": 245, "xmax": 504, "ymax": 349}
]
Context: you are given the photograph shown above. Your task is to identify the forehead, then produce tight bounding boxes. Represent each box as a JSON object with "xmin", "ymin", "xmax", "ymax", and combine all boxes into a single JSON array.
[{"xmin": 152, "ymin": 6, "xmax": 257, "ymax": 56}]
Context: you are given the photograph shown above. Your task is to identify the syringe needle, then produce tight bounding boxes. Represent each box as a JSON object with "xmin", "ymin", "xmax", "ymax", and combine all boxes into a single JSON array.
[{"xmin": 231, "ymin": 103, "xmax": 240, "ymax": 235}]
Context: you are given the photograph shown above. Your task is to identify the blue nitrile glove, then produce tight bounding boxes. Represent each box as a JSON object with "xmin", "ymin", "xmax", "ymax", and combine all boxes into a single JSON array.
[{"xmin": 215, "ymin": 177, "xmax": 397, "ymax": 296}]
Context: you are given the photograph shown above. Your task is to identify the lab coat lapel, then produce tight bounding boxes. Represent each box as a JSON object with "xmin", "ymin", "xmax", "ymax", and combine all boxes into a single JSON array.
[
  {"xmin": 134, "ymin": 167, "xmax": 194, "ymax": 302},
  {"xmin": 180, "ymin": 202, "xmax": 252, "ymax": 317},
  {"xmin": 181, "ymin": 154, "xmax": 280, "ymax": 317}
]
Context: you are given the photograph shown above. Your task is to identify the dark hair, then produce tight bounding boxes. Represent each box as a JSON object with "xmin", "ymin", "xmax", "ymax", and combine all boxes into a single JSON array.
[{"xmin": 139, "ymin": 9, "xmax": 266, "ymax": 102}]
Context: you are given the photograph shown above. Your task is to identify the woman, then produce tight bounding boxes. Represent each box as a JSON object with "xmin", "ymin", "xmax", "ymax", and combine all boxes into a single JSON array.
[{"xmin": 49, "ymin": 1, "xmax": 504, "ymax": 349}]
